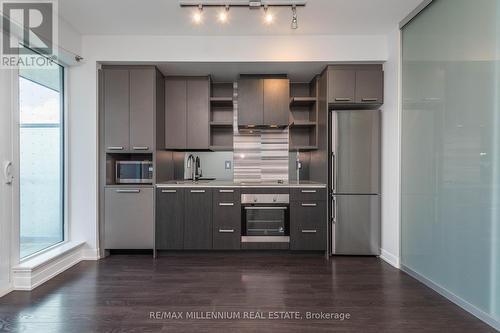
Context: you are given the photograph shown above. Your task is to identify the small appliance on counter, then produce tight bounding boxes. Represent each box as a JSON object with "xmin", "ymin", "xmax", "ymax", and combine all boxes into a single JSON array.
[{"xmin": 115, "ymin": 160, "xmax": 153, "ymax": 184}]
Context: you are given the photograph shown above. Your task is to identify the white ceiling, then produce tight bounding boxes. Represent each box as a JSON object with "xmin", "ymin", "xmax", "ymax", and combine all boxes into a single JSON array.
[{"xmin": 59, "ymin": 0, "xmax": 422, "ymax": 36}]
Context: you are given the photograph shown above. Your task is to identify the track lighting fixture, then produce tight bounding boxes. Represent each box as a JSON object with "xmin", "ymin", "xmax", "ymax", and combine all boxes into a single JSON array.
[
  {"xmin": 180, "ymin": 1, "xmax": 305, "ymax": 29},
  {"xmin": 192, "ymin": 4, "xmax": 203, "ymax": 24},
  {"xmin": 264, "ymin": 6, "xmax": 273, "ymax": 24},
  {"xmin": 291, "ymin": 5, "xmax": 298, "ymax": 29},
  {"xmin": 218, "ymin": 5, "xmax": 229, "ymax": 23}
]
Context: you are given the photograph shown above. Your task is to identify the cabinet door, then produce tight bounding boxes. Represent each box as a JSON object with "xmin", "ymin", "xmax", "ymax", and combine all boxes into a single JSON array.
[
  {"xmin": 355, "ymin": 70, "xmax": 384, "ymax": 104},
  {"xmin": 104, "ymin": 69, "xmax": 130, "ymax": 152},
  {"xmin": 165, "ymin": 79, "xmax": 187, "ymax": 149},
  {"xmin": 104, "ymin": 187, "xmax": 154, "ymax": 249},
  {"xmin": 184, "ymin": 189, "xmax": 212, "ymax": 249},
  {"xmin": 290, "ymin": 201, "xmax": 326, "ymax": 251},
  {"xmin": 156, "ymin": 188, "xmax": 184, "ymax": 250},
  {"xmin": 263, "ymin": 78, "xmax": 290, "ymax": 126},
  {"xmin": 213, "ymin": 189, "xmax": 241, "ymax": 250},
  {"xmin": 328, "ymin": 69, "xmax": 355, "ymax": 104},
  {"xmin": 187, "ymin": 78, "xmax": 209, "ymax": 149},
  {"xmin": 130, "ymin": 69, "xmax": 155, "ymax": 152},
  {"xmin": 238, "ymin": 78, "xmax": 263, "ymax": 126}
]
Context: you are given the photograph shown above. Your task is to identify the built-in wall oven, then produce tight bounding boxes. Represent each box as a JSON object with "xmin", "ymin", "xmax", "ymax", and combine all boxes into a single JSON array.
[{"xmin": 241, "ymin": 194, "xmax": 290, "ymax": 244}]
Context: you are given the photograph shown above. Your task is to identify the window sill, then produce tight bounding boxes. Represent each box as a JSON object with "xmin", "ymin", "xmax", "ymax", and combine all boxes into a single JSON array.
[{"xmin": 12, "ymin": 241, "xmax": 85, "ymax": 291}]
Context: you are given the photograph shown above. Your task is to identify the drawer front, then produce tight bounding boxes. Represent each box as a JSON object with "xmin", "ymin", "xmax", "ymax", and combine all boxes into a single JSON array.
[
  {"xmin": 290, "ymin": 188, "xmax": 326, "ymax": 202},
  {"xmin": 240, "ymin": 188, "xmax": 289, "ymax": 195},
  {"xmin": 290, "ymin": 201, "xmax": 326, "ymax": 251},
  {"xmin": 213, "ymin": 200, "xmax": 241, "ymax": 250},
  {"xmin": 213, "ymin": 188, "xmax": 240, "ymax": 203}
]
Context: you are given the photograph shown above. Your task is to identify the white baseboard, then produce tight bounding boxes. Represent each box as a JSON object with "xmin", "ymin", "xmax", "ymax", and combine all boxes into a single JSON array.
[
  {"xmin": 402, "ymin": 265, "xmax": 500, "ymax": 331},
  {"xmin": 81, "ymin": 248, "xmax": 100, "ymax": 260},
  {"xmin": 12, "ymin": 242, "xmax": 85, "ymax": 291},
  {"xmin": 0, "ymin": 286, "xmax": 13, "ymax": 298},
  {"xmin": 380, "ymin": 249, "xmax": 400, "ymax": 268}
]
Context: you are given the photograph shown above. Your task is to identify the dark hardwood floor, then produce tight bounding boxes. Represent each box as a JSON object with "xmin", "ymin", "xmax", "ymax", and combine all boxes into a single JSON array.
[{"xmin": 0, "ymin": 254, "xmax": 496, "ymax": 333}]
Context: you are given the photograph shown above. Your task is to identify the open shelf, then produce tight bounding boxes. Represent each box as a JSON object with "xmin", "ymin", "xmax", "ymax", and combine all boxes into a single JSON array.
[
  {"xmin": 289, "ymin": 78, "xmax": 319, "ymax": 151},
  {"xmin": 289, "ymin": 96, "xmax": 317, "ymax": 107},
  {"xmin": 210, "ymin": 121, "xmax": 233, "ymax": 127},
  {"xmin": 210, "ymin": 82, "xmax": 234, "ymax": 151},
  {"xmin": 290, "ymin": 120, "xmax": 317, "ymax": 127}
]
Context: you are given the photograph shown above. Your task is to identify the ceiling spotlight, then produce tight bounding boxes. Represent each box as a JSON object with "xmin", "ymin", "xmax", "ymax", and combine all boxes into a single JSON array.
[
  {"xmin": 218, "ymin": 5, "xmax": 229, "ymax": 23},
  {"xmin": 291, "ymin": 5, "xmax": 298, "ymax": 29},
  {"xmin": 193, "ymin": 4, "xmax": 203, "ymax": 24},
  {"xmin": 264, "ymin": 6, "xmax": 273, "ymax": 24}
]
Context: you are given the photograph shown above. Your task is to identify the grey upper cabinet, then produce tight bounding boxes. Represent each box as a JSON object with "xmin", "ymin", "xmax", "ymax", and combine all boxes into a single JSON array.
[
  {"xmin": 103, "ymin": 67, "xmax": 157, "ymax": 153},
  {"xmin": 165, "ymin": 77, "xmax": 209, "ymax": 149},
  {"xmin": 104, "ymin": 69, "xmax": 130, "ymax": 152},
  {"xmin": 187, "ymin": 78, "xmax": 210, "ymax": 150},
  {"xmin": 329, "ymin": 69, "xmax": 355, "ymax": 104},
  {"xmin": 104, "ymin": 187, "xmax": 154, "ymax": 249},
  {"xmin": 238, "ymin": 77, "xmax": 289, "ymax": 127},
  {"xmin": 156, "ymin": 188, "xmax": 184, "ymax": 250},
  {"xmin": 238, "ymin": 78, "xmax": 264, "ymax": 126},
  {"xmin": 130, "ymin": 69, "xmax": 155, "ymax": 152},
  {"xmin": 165, "ymin": 78, "xmax": 187, "ymax": 149},
  {"xmin": 327, "ymin": 66, "xmax": 384, "ymax": 106},
  {"xmin": 355, "ymin": 70, "xmax": 384, "ymax": 104},
  {"xmin": 263, "ymin": 78, "xmax": 289, "ymax": 126},
  {"xmin": 184, "ymin": 188, "xmax": 213, "ymax": 249}
]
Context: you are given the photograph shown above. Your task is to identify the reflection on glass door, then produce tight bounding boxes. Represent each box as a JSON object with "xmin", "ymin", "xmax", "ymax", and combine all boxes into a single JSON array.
[{"xmin": 18, "ymin": 51, "xmax": 64, "ymax": 258}]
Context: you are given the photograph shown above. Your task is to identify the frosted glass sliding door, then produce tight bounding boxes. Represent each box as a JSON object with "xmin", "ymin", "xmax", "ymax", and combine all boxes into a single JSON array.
[{"xmin": 401, "ymin": 0, "xmax": 500, "ymax": 326}]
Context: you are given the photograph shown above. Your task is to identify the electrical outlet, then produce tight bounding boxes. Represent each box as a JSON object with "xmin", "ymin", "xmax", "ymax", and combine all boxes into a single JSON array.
[{"xmin": 225, "ymin": 161, "xmax": 232, "ymax": 170}]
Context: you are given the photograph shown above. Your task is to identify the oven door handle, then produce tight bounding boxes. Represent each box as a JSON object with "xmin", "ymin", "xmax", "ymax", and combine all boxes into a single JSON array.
[{"xmin": 244, "ymin": 206, "xmax": 287, "ymax": 210}]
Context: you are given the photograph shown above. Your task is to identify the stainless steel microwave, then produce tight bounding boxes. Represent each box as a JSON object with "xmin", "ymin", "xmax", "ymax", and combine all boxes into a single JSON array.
[{"xmin": 115, "ymin": 161, "xmax": 153, "ymax": 184}]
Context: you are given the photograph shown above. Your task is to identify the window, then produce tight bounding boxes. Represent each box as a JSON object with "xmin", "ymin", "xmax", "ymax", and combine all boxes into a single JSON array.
[{"xmin": 19, "ymin": 50, "xmax": 65, "ymax": 258}]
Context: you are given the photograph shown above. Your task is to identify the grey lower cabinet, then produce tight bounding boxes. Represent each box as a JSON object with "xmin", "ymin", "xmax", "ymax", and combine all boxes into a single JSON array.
[
  {"xmin": 290, "ymin": 195, "xmax": 327, "ymax": 251},
  {"xmin": 156, "ymin": 188, "xmax": 184, "ymax": 250},
  {"xmin": 104, "ymin": 187, "xmax": 154, "ymax": 249},
  {"xmin": 213, "ymin": 188, "xmax": 241, "ymax": 250},
  {"xmin": 165, "ymin": 77, "xmax": 210, "ymax": 150},
  {"xmin": 184, "ymin": 188, "xmax": 213, "ymax": 249}
]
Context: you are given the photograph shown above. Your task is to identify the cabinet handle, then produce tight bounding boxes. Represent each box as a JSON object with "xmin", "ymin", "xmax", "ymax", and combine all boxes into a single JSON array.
[
  {"xmin": 361, "ymin": 98, "xmax": 378, "ymax": 102},
  {"xmin": 335, "ymin": 98, "xmax": 352, "ymax": 102},
  {"xmin": 219, "ymin": 189, "xmax": 234, "ymax": 193},
  {"xmin": 107, "ymin": 146, "xmax": 123, "ymax": 150},
  {"xmin": 301, "ymin": 203, "xmax": 317, "ymax": 207},
  {"xmin": 301, "ymin": 190, "xmax": 317, "ymax": 193},
  {"xmin": 302, "ymin": 229, "xmax": 317, "ymax": 233},
  {"xmin": 133, "ymin": 146, "xmax": 149, "ymax": 150},
  {"xmin": 190, "ymin": 189, "xmax": 206, "ymax": 193},
  {"xmin": 219, "ymin": 202, "xmax": 234, "ymax": 206},
  {"xmin": 116, "ymin": 189, "xmax": 140, "ymax": 193},
  {"xmin": 219, "ymin": 229, "xmax": 235, "ymax": 233},
  {"xmin": 162, "ymin": 189, "xmax": 177, "ymax": 193}
]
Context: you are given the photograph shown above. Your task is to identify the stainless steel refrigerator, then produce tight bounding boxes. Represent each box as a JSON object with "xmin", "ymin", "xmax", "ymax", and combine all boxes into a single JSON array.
[{"xmin": 329, "ymin": 110, "xmax": 381, "ymax": 255}]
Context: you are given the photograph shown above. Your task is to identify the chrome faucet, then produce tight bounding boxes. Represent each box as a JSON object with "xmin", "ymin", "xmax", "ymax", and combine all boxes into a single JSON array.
[
  {"xmin": 187, "ymin": 154, "xmax": 196, "ymax": 180},
  {"xmin": 187, "ymin": 154, "xmax": 202, "ymax": 181}
]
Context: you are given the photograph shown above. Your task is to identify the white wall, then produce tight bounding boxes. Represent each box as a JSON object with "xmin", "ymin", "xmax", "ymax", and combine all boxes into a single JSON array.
[
  {"xmin": 380, "ymin": 28, "xmax": 401, "ymax": 268},
  {"xmin": 69, "ymin": 34, "xmax": 389, "ymax": 256}
]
